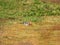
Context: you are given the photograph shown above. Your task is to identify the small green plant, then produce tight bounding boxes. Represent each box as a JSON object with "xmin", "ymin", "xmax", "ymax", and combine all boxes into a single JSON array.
[{"xmin": 0, "ymin": 0, "xmax": 60, "ymax": 22}]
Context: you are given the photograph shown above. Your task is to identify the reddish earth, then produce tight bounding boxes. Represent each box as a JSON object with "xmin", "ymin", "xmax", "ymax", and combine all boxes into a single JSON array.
[{"xmin": 51, "ymin": 24, "xmax": 60, "ymax": 30}]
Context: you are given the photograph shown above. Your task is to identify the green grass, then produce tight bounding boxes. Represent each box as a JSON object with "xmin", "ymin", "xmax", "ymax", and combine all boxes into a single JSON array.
[{"xmin": 0, "ymin": 0, "xmax": 60, "ymax": 22}]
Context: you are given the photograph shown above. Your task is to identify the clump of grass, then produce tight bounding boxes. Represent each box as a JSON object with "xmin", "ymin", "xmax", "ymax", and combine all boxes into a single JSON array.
[{"xmin": 0, "ymin": 0, "xmax": 60, "ymax": 22}]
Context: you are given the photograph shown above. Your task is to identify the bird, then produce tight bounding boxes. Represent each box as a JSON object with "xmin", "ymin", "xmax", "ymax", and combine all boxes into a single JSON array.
[{"xmin": 23, "ymin": 22, "xmax": 32, "ymax": 26}]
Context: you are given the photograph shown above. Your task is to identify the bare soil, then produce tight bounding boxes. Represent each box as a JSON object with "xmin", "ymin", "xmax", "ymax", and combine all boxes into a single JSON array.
[{"xmin": 0, "ymin": 16, "xmax": 60, "ymax": 45}]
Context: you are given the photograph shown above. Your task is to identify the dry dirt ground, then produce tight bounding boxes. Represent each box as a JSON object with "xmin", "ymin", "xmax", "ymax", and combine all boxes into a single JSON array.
[{"xmin": 0, "ymin": 16, "xmax": 60, "ymax": 45}]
